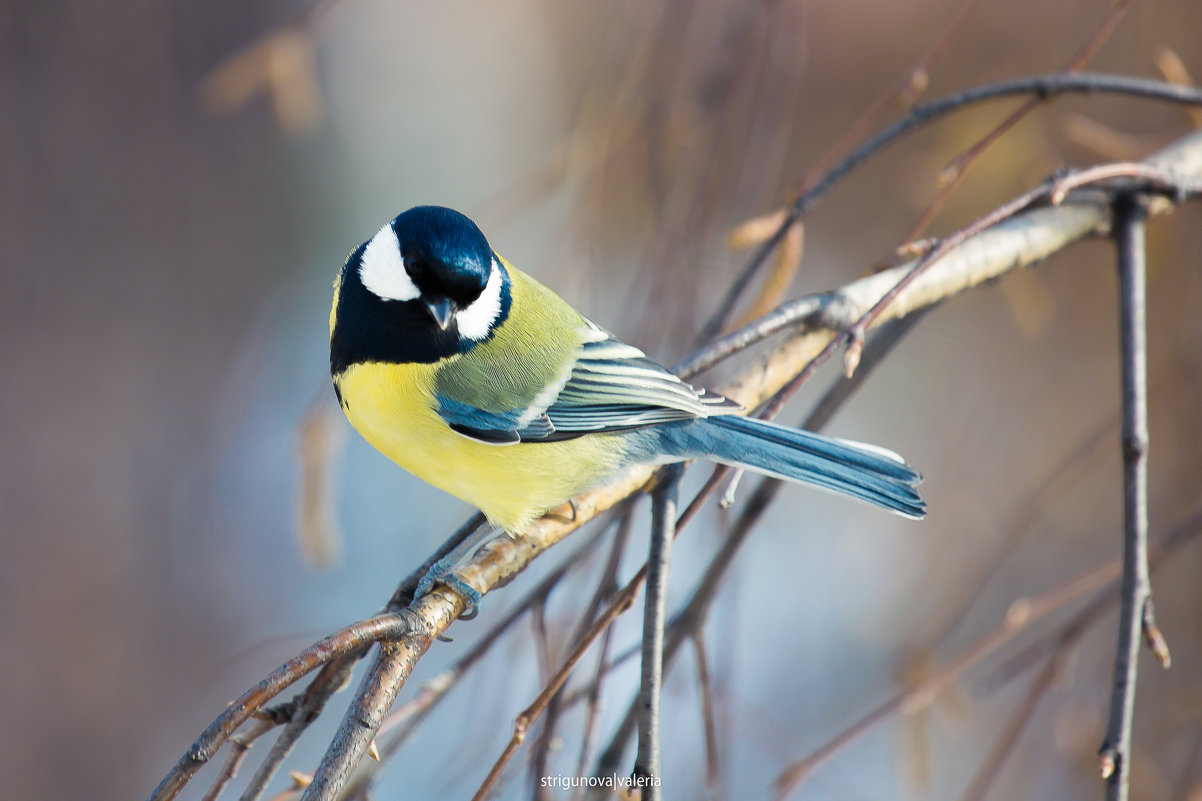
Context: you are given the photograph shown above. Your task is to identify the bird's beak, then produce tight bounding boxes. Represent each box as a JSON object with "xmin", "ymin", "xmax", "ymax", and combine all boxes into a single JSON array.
[{"xmin": 424, "ymin": 297, "xmax": 455, "ymax": 330}]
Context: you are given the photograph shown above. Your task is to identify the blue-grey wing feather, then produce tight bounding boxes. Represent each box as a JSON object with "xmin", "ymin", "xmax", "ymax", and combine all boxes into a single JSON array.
[
  {"xmin": 436, "ymin": 322, "xmax": 739, "ymax": 444},
  {"xmin": 436, "ymin": 396, "xmax": 555, "ymax": 444}
]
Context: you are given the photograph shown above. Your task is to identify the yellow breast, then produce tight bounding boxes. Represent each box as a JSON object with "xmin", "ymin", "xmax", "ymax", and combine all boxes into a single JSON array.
[{"xmin": 334, "ymin": 361, "xmax": 628, "ymax": 533}]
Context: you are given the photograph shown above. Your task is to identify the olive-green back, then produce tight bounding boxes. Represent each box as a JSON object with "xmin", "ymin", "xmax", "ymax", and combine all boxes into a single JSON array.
[{"xmin": 433, "ymin": 257, "xmax": 583, "ymax": 413}]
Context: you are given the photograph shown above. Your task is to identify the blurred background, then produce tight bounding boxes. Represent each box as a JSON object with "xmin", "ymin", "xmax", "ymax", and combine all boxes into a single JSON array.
[{"xmin": 3, "ymin": 1, "xmax": 1201, "ymax": 799}]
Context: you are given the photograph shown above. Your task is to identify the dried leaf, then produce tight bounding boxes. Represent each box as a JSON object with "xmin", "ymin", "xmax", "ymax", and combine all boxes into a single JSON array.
[
  {"xmin": 730, "ymin": 220, "xmax": 803, "ymax": 330},
  {"xmin": 295, "ymin": 389, "xmax": 346, "ymax": 569},
  {"xmin": 726, "ymin": 208, "xmax": 788, "ymax": 250},
  {"xmin": 1154, "ymin": 45, "xmax": 1202, "ymax": 128},
  {"xmin": 1061, "ymin": 113, "xmax": 1148, "ymax": 161},
  {"xmin": 200, "ymin": 29, "xmax": 324, "ymax": 135}
]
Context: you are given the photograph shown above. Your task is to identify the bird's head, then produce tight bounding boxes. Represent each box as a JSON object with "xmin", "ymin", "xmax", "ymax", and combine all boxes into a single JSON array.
[{"xmin": 330, "ymin": 206, "xmax": 511, "ymax": 374}]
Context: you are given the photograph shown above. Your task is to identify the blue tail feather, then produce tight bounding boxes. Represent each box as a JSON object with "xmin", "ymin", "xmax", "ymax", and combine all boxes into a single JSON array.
[{"xmin": 645, "ymin": 415, "xmax": 926, "ymax": 519}]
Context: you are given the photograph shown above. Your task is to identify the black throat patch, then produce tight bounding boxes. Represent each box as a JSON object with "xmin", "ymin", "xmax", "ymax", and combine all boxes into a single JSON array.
[{"xmin": 329, "ymin": 245, "xmax": 511, "ymax": 376}]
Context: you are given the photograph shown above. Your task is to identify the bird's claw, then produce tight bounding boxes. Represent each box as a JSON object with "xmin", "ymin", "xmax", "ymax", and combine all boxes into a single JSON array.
[{"xmin": 414, "ymin": 557, "xmax": 481, "ymax": 620}]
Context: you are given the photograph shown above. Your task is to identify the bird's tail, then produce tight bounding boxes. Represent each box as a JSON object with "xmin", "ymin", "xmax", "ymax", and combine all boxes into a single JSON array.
[{"xmin": 651, "ymin": 415, "xmax": 926, "ymax": 519}]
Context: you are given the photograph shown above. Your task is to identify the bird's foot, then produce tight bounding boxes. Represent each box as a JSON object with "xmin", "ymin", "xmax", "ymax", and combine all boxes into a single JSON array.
[{"xmin": 414, "ymin": 557, "xmax": 482, "ymax": 620}]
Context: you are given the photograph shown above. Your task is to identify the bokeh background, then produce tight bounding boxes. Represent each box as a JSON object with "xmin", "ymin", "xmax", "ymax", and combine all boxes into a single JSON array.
[{"xmin": 3, "ymin": 1, "xmax": 1201, "ymax": 799}]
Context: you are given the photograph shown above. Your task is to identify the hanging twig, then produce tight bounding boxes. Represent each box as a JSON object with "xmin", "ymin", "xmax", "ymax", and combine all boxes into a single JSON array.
[
  {"xmin": 469, "ymin": 566, "xmax": 649, "ymax": 801},
  {"xmin": 635, "ymin": 466, "xmax": 682, "ymax": 800},
  {"xmin": 1098, "ymin": 195, "xmax": 1155, "ymax": 801},
  {"xmin": 691, "ymin": 631, "xmax": 723, "ymax": 799},
  {"xmin": 570, "ymin": 513, "xmax": 635, "ymax": 801}
]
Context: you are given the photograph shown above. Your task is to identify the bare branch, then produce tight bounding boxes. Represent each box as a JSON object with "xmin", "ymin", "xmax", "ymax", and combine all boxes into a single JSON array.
[
  {"xmin": 240, "ymin": 656, "xmax": 357, "ymax": 801},
  {"xmin": 906, "ymin": 0, "xmax": 1139, "ymax": 240},
  {"xmin": 955, "ymin": 653, "xmax": 1061, "ymax": 801},
  {"xmin": 593, "ymin": 314, "xmax": 925, "ymax": 777},
  {"xmin": 201, "ymin": 718, "xmax": 276, "ymax": 801},
  {"xmin": 691, "ymin": 632, "xmax": 723, "ymax": 799},
  {"xmin": 773, "ymin": 551, "xmax": 1136, "ymax": 799},
  {"xmin": 700, "ymin": 71, "xmax": 1202, "ymax": 339},
  {"xmin": 776, "ymin": 508, "xmax": 1202, "ymax": 801},
  {"xmin": 1099, "ymin": 195, "xmax": 1153, "ymax": 801},
  {"xmin": 635, "ymin": 467, "xmax": 682, "ymax": 800},
  {"xmin": 148, "ymin": 613, "xmax": 417, "ymax": 801}
]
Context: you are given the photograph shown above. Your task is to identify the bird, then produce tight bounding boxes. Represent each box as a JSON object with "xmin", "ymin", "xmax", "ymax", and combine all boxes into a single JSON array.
[{"xmin": 329, "ymin": 205, "xmax": 925, "ymax": 611}]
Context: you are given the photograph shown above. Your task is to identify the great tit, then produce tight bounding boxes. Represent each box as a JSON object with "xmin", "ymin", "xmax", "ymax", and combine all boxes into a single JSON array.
[{"xmin": 329, "ymin": 206, "xmax": 925, "ymax": 606}]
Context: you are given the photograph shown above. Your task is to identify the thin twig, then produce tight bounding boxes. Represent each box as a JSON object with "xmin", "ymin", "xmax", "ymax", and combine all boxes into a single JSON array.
[
  {"xmin": 300, "ymin": 635, "xmax": 431, "ymax": 801},
  {"xmin": 772, "ymin": 555, "xmax": 1132, "ymax": 800},
  {"xmin": 148, "ymin": 613, "xmax": 416, "ymax": 801},
  {"xmin": 240, "ymin": 656, "xmax": 358, "ymax": 801},
  {"xmin": 795, "ymin": 0, "xmax": 984, "ymax": 194},
  {"xmin": 1099, "ymin": 195, "xmax": 1153, "ymax": 801},
  {"xmin": 570, "ymin": 514, "xmax": 635, "ymax": 801},
  {"xmin": 981, "ymin": 509, "xmax": 1202, "ymax": 694},
  {"xmin": 338, "ymin": 521, "xmax": 616, "ymax": 800},
  {"xmin": 955, "ymin": 653, "xmax": 1061, "ymax": 801},
  {"xmin": 756, "ymin": 181, "xmax": 1049, "ymax": 435},
  {"xmin": 635, "ymin": 467, "xmax": 682, "ymax": 800},
  {"xmin": 1050, "ymin": 162, "xmax": 1202, "ymax": 204},
  {"xmin": 528, "ymin": 595, "xmax": 555, "ymax": 800},
  {"xmin": 904, "ymin": 0, "xmax": 1138, "ymax": 240},
  {"xmin": 201, "ymin": 718, "xmax": 277, "ymax": 801},
  {"xmin": 698, "ymin": 71, "xmax": 1202, "ymax": 341},
  {"xmin": 530, "ymin": 511, "xmax": 634, "ymax": 801},
  {"xmin": 570, "ymin": 600, "xmax": 622, "ymax": 801},
  {"xmin": 692, "ymin": 631, "xmax": 723, "ymax": 799},
  {"xmin": 594, "ymin": 315, "xmax": 924, "ymax": 777},
  {"xmin": 471, "ymin": 567, "xmax": 648, "ymax": 801},
  {"xmin": 785, "ymin": 509, "xmax": 1202, "ymax": 801},
  {"xmin": 701, "ymin": 0, "xmax": 981, "ymax": 340}
]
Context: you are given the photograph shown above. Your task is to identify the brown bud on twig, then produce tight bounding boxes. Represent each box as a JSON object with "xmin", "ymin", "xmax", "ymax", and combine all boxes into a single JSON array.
[
  {"xmin": 843, "ymin": 331, "xmax": 865, "ymax": 379},
  {"xmin": 1141, "ymin": 599, "xmax": 1172, "ymax": 669},
  {"xmin": 899, "ymin": 67, "xmax": 930, "ymax": 108}
]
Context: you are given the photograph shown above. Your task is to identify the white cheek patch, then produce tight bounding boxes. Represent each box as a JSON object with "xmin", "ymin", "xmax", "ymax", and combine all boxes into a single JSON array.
[
  {"xmin": 455, "ymin": 260, "xmax": 504, "ymax": 341},
  {"xmin": 359, "ymin": 223, "xmax": 420, "ymax": 302}
]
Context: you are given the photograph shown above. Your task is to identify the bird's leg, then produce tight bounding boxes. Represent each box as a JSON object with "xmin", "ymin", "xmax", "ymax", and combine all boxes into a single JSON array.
[{"xmin": 414, "ymin": 524, "xmax": 501, "ymax": 618}]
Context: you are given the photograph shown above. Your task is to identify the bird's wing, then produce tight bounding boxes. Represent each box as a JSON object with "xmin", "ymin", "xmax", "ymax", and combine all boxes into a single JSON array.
[{"xmin": 435, "ymin": 321, "xmax": 740, "ymax": 444}]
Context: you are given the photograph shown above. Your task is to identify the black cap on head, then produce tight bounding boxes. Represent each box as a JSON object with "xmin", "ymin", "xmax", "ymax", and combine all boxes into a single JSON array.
[{"xmin": 392, "ymin": 206, "xmax": 493, "ymax": 303}]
